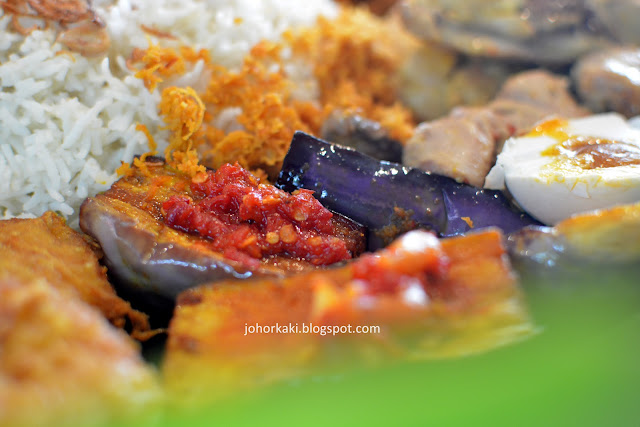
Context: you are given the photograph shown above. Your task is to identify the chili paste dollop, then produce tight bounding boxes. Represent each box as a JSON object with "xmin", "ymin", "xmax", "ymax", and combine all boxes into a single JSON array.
[{"xmin": 162, "ymin": 163, "xmax": 353, "ymax": 266}]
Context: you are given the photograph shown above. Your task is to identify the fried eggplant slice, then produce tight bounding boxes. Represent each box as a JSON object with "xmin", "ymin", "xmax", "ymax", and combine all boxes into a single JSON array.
[
  {"xmin": 571, "ymin": 46, "xmax": 640, "ymax": 118},
  {"xmin": 80, "ymin": 158, "xmax": 365, "ymax": 300},
  {"xmin": 0, "ymin": 212, "xmax": 150, "ymax": 337},
  {"xmin": 0, "ymin": 276, "xmax": 161, "ymax": 427},
  {"xmin": 277, "ymin": 131, "xmax": 539, "ymax": 250},
  {"xmin": 508, "ymin": 202, "xmax": 640, "ymax": 272},
  {"xmin": 400, "ymin": 0, "xmax": 631, "ymax": 64},
  {"xmin": 163, "ymin": 229, "xmax": 534, "ymax": 405},
  {"xmin": 320, "ymin": 109, "xmax": 404, "ymax": 162}
]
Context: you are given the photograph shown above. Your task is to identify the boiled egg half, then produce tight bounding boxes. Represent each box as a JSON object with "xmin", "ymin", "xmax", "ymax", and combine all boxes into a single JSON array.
[{"xmin": 484, "ymin": 113, "xmax": 640, "ymax": 225}]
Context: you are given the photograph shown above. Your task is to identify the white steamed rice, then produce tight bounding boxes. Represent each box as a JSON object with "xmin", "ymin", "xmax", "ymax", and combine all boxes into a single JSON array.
[{"xmin": 0, "ymin": 0, "xmax": 338, "ymax": 226}]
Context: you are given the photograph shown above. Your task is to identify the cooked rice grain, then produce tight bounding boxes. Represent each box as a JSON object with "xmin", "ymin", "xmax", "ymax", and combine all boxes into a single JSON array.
[
  {"xmin": 0, "ymin": 15, "xmax": 161, "ymax": 224},
  {"xmin": 0, "ymin": 0, "xmax": 337, "ymax": 224}
]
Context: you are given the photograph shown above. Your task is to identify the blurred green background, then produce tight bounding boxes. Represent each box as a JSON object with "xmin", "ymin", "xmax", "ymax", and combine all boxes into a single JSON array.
[{"xmin": 155, "ymin": 265, "xmax": 639, "ymax": 427}]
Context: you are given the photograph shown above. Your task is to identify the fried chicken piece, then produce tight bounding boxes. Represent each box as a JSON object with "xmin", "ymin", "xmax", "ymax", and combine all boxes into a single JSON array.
[
  {"xmin": 0, "ymin": 212, "xmax": 150, "ymax": 338},
  {"xmin": 163, "ymin": 229, "xmax": 534, "ymax": 405},
  {"xmin": 0, "ymin": 276, "xmax": 161, "ymax": 427}
]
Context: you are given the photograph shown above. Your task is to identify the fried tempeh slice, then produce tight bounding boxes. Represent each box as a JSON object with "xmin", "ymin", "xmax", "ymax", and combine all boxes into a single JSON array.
[
  {"xmin": 163, "ymin": 228, "xmax": 534, "ymax": 405},
  {"xmin": 0, "ymin": 276, "xmax": 161, "ymax": 427},
  {"xmin": 0, "ymin": 212, "xmax": 150, "ymax": 338}
]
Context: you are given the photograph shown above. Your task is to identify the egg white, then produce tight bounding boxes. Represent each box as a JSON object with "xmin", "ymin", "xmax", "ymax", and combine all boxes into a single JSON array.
[{"xmin": 484, "ymin": 113, "xmax": 640, "ymax": 225}]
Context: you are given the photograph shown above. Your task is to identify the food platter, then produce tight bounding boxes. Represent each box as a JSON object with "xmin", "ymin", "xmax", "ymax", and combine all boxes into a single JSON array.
[{"xmin": 1, "ymin": 1, "xmax": 640, "ymax": 425}]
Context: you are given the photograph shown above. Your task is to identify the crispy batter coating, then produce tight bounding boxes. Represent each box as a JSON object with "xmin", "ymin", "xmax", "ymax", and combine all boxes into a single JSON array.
[
  {"xmin": 163, "ymin": 229, "xmax": 534, "ymax": 405},
  {"xmin": 0, "ymin": 277, "xmax": 161, "ymax": 427},
  {"xmin": 0, "ymin": 212, "xmax": 151, "ymax": 338}
]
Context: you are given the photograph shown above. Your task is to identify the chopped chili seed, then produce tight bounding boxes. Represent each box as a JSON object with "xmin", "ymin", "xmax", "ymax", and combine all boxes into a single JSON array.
[{"xmin": 162, "ymin": 163, "xmax": 353, "ymax": 265}]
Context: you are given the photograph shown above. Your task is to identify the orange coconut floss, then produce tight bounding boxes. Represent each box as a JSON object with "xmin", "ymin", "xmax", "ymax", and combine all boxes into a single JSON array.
[{"xmin": 122, "ymin": 7, "xmax": 417, "ymax": 181}]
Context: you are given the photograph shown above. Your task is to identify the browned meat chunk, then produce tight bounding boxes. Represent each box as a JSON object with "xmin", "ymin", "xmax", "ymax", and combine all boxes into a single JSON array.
[
  {"xmin": 403, "ymin": 70, "xmax": 590, "ymax": 187},
  {"xmin": 0, "ymin": 212, "xmax": 150, "ymax": 337},
  {"xmin": 0, "ymin": 276, "xmax": 160, "ymax": 426},
  {"xmin": 572, "ymin": 46, "xmax": 640, "ymax": 118},
  {"xmin": 403, "ymin": 113, "xmax": 498, "ymax": 188},
  {"xmin": 80, "ymin": 158, "xmax": 366, "ymax": 301},
  {"xmin": 495, "ymin": 69, "xmax": 592, "ymax": 117}
]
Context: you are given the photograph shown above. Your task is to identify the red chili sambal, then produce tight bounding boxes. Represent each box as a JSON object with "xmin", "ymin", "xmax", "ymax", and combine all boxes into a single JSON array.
[
  {"xmin": 351, "ymin": 231, "xmax": 450, "ymax": 296},
  {"xmin": 162, "ymin": 163, "xmax": 353, "ymax": 266}
]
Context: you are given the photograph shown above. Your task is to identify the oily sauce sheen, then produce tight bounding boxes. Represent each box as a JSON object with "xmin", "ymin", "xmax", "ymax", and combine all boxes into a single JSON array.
[
  {"xmin": 544, "ymin": 137, "xmax": 640, "ymax": 169},
  {"xmin": 162, "ymin": 163, "xmax": 352, "ymax": 267},
  {"xmin": 531, "ymin": 119, "xmax": 640, "ymax": 169}
]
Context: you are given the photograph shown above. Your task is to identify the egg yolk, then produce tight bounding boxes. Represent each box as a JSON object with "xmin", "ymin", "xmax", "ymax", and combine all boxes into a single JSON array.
[
  {"xmin": 527, "ymin": 118, "xmax": 570, "ymax": 141},
  {"xmin": 543, "ymin": 137, "xmax": 640, "ymax": 169},
  {"xmin": 530, "ymin": 118, "xmax": 640, "ymax": 170}
]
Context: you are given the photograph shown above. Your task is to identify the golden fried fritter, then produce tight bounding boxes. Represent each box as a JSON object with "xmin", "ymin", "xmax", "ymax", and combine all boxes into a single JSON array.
[
  {"xmin": 0, "ymin": 212, "xmax": 150, "ymax": 337},
  {"xmin": 0, "ymin": 276, "xmax": 161, "ymax": 427}
]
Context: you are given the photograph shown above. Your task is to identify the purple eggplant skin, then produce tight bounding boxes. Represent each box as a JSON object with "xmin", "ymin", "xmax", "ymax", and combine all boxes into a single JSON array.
[
  {"xmin": 80, "ymin": 196, "xmax": 274, "ymax": 301},
  {"xmin": 276, "ymin": 131, "xmax": 540, "ymax": 250}
]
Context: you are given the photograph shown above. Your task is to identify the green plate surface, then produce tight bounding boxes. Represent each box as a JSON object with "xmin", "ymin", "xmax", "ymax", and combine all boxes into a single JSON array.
[{"xmin": 157, "ymin": 266, "xmax": 640, "ymax": 427}]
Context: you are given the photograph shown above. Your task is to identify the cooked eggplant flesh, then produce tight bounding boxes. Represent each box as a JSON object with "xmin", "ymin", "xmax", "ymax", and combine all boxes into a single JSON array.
[
  {"xmin": 277, "ymin": 131, "xmax": 540, "ymax": 250},
  {"xmin": 80, "ymin": 158, "xmax": 366, "ymax": 300}
]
